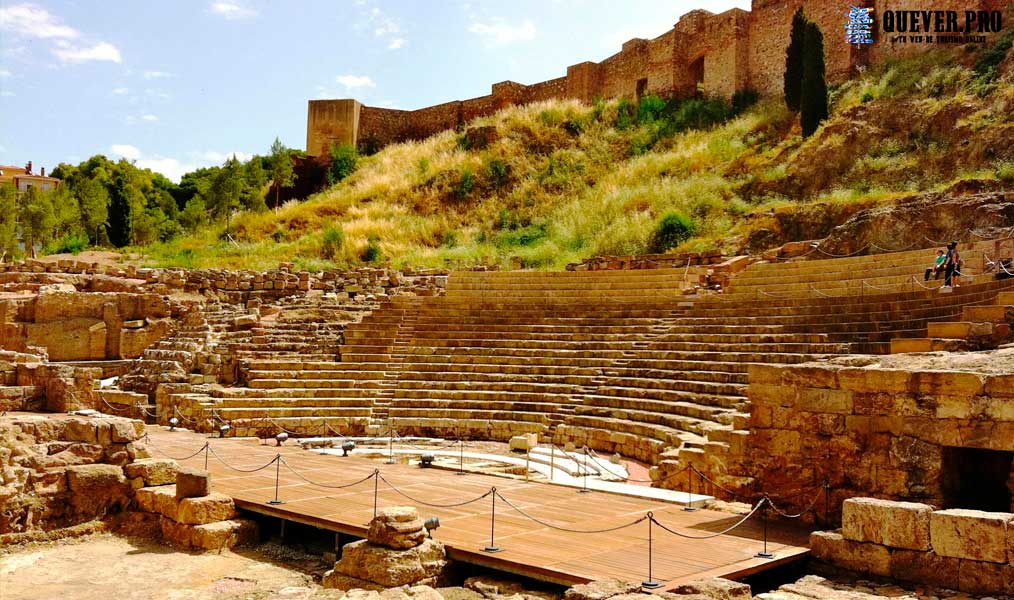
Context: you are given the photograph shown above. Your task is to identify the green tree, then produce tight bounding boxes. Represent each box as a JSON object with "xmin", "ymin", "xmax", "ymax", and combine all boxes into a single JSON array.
[
  {"xmin": 242, "ymin": 157, "xmax": 268, "ymax": 212},
  {"xmin": 269, "ymin": 137, "xmax": 295, "ymax": 209},
  {"xmin": 107, "ymin": 165, "xmax": 134, "ymax": 247},
  {"xmin": 800, "ymin": 21, "xmax": 829, "ymax": 137},
  {"xmin": 648, "ymin": 211, "xmax": 695, "ymax": 254},
  {"xmin": 180, "ymin": 196, "xmax": 208, "ymax": 231},
  {"xmin": 77, "ymin": 177, "xmax": 109, "ymax": 244},
  {"xmin": 783, "ymin": 8, "xmax": 806, "ymax": 112},
  {"xmin": 19, "ymin": 186, "xmax": 56, "ymax": 257},
  {"xmin": 0, "ymin": 184, "xmax": 19, "ymax": 261},
  {"xmin": 327, "ymin": 143, "xmax": 358, "ymax": 186}
]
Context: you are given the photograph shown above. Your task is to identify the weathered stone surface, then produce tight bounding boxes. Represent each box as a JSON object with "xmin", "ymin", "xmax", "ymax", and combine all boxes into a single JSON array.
[
  {"xmin": 930, "ymin": 508, "xmax": 1010, "ymax": 563},
  {"xmin": 175, "ymin": 492, "xmax": 236, "ymax": 525},
  {"xmin": 134, "ymin": 485, "xmax": 179, "ymax": 521},
  {"xmin": 563, "ymin": 580, "xmax": 640, "ymax": 600},
  {"xmin": 175, "ymin": 466, "xmax": 210, "ymax": 500},
  {"xmin": 957, "ymin": 559, "xmax": 1014, "ymax": 595},
  {"xmin": 367, "ymin": 506, "xmax": 427, "ymax": 550},
  {"xmin": 841, "ymin": 497, "xmax": 933, "ymax": 550},
  {"xmin": 509, "ymin": 434, "xmax": 538, "ymax": 452},
  {"xmin": 160, "ymin": 516, "xmax": 257, "ymax": 550},
  {"xmin": 65, "ymin": 463, "xmax": 129, "ymax": 517},
  {"xmin": 123, "ymin": 458, "xmax": 178, "ymax": 486},
  {"xmin": 665, "ymin": 577, "xmax": 751, "ymax": 600},
  {"xmin": 326, "ymin": 537, "xmax": 448, "ymax": 588},
  {"xmin": 889, "ymin": 549, "xmax": 959, "ymax": 589},
  {"xmin": 809, "ymin": 530, "xmax": 891, "ymax": 577}
]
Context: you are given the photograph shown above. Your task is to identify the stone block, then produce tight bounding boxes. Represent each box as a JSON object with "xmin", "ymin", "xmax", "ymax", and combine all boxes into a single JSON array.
[
  {"xmin": 175, "ymin": 466, "xmax": 210, "ymax": 500},
  {"xmin": 368, "ymin": 506, "xmax": 427, "ymax": 550},
  {"xmin": 841, "ymin": 497, "xmax": 932, "ymax": 550},
  {"xmin": 135, "ymin": 485, "xmax": 180, "ymax": 520},
  {"xmin": 65, "ymin": 463, "xmax": 129, "ymax": 517},
  {"xmin": 666, "ymin": 577, "xmax": 751, "ymax": 599},
  {"xmin": 161, "ymin": 517, "xmax": 257, "ymax": 550},
  {"xmin": 508, "ymin": 433, "xmax": 537, "ymax": 451},
  {"xmin": 889, "ymin": 549, "xmax": 959, "ymax": 588},
  {"xmin": 563, "ymin": 580, "xmax": 641, "ymax": 600},
  {"xmin": 930, "ymin": 508, "xmax": 1010, "ymax": 564},
  {"xmin": 123, "ymin": 458, "xmax": 178, "ymax": 487},
  {"xmin": 329, "ymin": 537, "xmax": 448, "ymax": 588},
  {"xmin": 176, "ymin": 492, "xmax": 236, "ymax": 525},
  {"xmin": 957, "ymin": 559, "xmax": 1013, "ymax": 595},
  {"xmin": 809, "ymin": 530, "xmax": 890, "ymax": 577}
]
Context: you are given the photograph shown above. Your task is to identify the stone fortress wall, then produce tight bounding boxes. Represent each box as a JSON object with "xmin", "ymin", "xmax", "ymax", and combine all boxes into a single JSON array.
[{"xmin": 307, "ymin": 0, "xmax": 1004, "ymax": 155}]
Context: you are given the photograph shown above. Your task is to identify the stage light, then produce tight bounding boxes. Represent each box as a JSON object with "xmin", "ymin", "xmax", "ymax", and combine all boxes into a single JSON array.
[{"xmin": 424, "ymin": 516, "xmax": 440, "ymax": 537}]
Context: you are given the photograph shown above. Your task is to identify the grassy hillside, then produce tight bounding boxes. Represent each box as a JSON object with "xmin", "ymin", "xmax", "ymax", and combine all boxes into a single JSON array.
[{"xmin": 140, "ymin": 47, "xmax": 1013, "ymax": 271}]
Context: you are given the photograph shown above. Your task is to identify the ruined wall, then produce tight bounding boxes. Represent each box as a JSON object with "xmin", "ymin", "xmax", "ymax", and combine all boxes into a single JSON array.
[
  {"xmin": 307, "ymin": 0, "xmax": 1008, "ymax": 154},
  {"xmin": 0, "ymin": 415, "xmax": 146, "ymax": 539},
  {"xmin": 0, "ymin": 290, "xmax": 172, "ymax": 361},
  {"xmin": 812, "ymin": 497, "xmax": 1014, "ymax": 595},
  {"xmin": 744, "ymin": 360, "xmax": 1014, "ymax": 520}
]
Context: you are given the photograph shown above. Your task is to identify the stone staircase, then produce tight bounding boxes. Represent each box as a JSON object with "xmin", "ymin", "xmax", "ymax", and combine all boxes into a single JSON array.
[{"xmin": 890, "ymin": 290, "xmax": 1014, "ymax": 352}]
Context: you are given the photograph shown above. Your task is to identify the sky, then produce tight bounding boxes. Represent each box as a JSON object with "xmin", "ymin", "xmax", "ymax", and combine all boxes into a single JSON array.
[{"xmin": 0, "ymin": 0, "xmax": 751, "ymax": 182}]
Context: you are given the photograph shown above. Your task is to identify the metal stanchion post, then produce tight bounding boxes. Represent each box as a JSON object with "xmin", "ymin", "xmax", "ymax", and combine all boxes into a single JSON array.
[
  {"xmin": 641, "ymin": 513, "xmax": 662, "ymax": 589},
  {"xmin": 755, "ymin": 498, "xmax": 774, "ymax": 559},
  {"xmin": 579, "ymin": 447, "xmax": 591, "ymax": 493},
  {"xmin": 482, "ymin": 488, "xmax": 502, "ymax": 553},
  {"xmin": 268, "ymin": 455, "xmax": 284, "ymax": 505},
  {"xmin": 823, "ymin": 480, "xmax": 830, "ymax": 526},
  {"xmin": 683, "ymin": 466, "xmax": 697, "ymax": 512},
  {"xmin": 373, "ymin": 469, "xmax": 380, "ymax": 519},
  {"xmin": 456, "ymin": 437, "xmax": 465, "ymax": 476},
  {"xmin": 204, "ymin": 442, "xmax": 209, "ymax": 470},
  {"xmin": 525, "ymin": 449, "xmax": 530, "ymax": 483},
  {"xmin": 549, "ymin": 445, "xmax": 555, "ymax": 482},
  {"xmin": 386, "ymin": 424, "xmax": 395, "ymax": 464}
]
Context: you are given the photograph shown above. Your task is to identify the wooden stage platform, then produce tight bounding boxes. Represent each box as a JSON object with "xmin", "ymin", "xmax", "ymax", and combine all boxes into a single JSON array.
[{"xmin": 149, "ymin": 428, "xmax": 810, "ymax": 588}]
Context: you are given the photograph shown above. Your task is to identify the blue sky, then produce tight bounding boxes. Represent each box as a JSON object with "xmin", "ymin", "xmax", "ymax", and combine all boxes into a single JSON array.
[{"xmin": 0, "ymin": 0, "xmax": 750, "ymax": 182}]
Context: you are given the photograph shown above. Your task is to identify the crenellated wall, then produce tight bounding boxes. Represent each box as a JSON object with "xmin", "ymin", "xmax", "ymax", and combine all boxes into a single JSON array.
[{"xmin": 307, "ymin": 0, "xmax": 1007, "ymax": 154}]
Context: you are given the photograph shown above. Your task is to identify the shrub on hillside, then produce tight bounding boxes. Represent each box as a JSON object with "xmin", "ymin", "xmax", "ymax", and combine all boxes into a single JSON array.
[
  {"xmin": 320, "ymin": 225, "xmax": 345, "ymax": 259},
  {"xmin": 361, "ymin": 235, "xmax": 382, "ymax": 263},
  {"xmin": 44, "ymin": 233, "xmax": 89, "ymax": 255},
  {"xmin": 327, "ymin": 143, "xmax": 358, "ymax": 185},
  {"xmin": 648, "ymin": 211, "xmax": 695, "ymax": 254}
]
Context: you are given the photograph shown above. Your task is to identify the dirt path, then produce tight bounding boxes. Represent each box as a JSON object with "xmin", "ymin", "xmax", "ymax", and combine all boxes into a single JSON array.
[{"xmin": 0, "ymin": 534, "xmax": 342, "ymax": 600}]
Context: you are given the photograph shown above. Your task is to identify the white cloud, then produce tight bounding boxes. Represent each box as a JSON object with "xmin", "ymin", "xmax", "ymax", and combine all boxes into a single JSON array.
[
  {"xmin": 0, "ymin": 3, "xmax": 79, "ymax": 39},
  {"xmin": 468, "ymin": 19, "xmax": 536, "ymax": 45},
  {"xmin": 0, "ymin": 69, "xmax": 10, "ymax": 78},
  {"xmin": 387, "ymin": 38, "xmax": 405, "ymax": 50},
  {"xmin": 145, "ymin": 88, "xmax": 171, "ymax": 99},
  {"xmin": 0, "ymin": 91, "xmax": 14, "ymax": 97},
  {"xmin": 110, "ymin": 144, "xmax": 141, "ymax": 160},
  {"xmin": 143, "ymin": 70, "xmax": 172, "ymax": 79},
  {"xmin": 335, "ymin": 75, "xmax": 375, "ymax": 89},
  {"xmin": 141, "ymin": 114, "xmax": 158, "ymax": 122},
  {"xmin": 208, "ymin": 1, "xmax": 257, "ymax": 20},
  {"xmin": 111, "ymin": 86, "xmax": 129, "ymax": 95},
  {"xmin": 137, "ymin": 158, "xmax": 196, "ymax": 183},
  {"xmin": 52, "ymin": 41, "xmax": 121, "ymax": 64}
]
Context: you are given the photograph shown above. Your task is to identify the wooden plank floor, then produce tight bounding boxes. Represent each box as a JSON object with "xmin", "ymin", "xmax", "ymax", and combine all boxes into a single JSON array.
[{"xmin": 148, "ymin": 428, "xmax": 810, "ymax": 587}]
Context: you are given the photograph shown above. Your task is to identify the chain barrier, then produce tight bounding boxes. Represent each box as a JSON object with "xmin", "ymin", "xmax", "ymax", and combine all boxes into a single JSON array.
[
  {"xmin": 765, "ymin": 486, "xmax": 825, "ymax": 520},
  {"xmin": 206, "ymin": 445, "xmax": 281, "ymax": 473},
  {"xmin": 281, "ymin": 458, "xmax": 378, "ymax": 490},
  {"xmin": 378, "ymin": 473, "xmax": 493, "ymax": 508},
  {"xmin": 494, "ymin": 489, "xmax": 649, "ymax": 534},
  {"xmin": 142, "ymin": 434, "xmax": 210, "ymax": 462},
  {"xmin": 649, "ymin": 498, "xmax": 766, "ymax": 540}
]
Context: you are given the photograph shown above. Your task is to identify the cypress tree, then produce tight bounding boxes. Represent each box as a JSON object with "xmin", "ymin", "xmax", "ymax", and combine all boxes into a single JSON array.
[
  {"xmin": 800, "ymin": 21, "xmax": 829, "ymax": 137},
  {"xmin": 783, "ymin": 8, "xmax": 806, "ymax": 112},
  {"xmin": 107, "ymin": 176, "xmax": 132, "ymax": 247}
]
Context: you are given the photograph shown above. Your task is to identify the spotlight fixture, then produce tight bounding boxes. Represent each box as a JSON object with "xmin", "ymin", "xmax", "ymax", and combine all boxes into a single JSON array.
[
  {"xmin": 218, "ymin": 424, "xmax": 231, "ymax": 437},
  {"xmin": 424, "ymin": 516, "xmax": 440, "ymax": 537},
  {"xmin": 168, "ymin": 417, "xmax": 179, "ymax": 431},
  {"xmin": 341, "ymin": 440, "xmax": 356, "ymax": 456},
  {"xmin": 420, "ymin": 452, "xmax": 435, "ymax": 468},
  {"xmin": 275, "ymin": 432, "xmax": 289, "ymax": 446}
]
